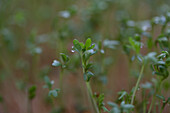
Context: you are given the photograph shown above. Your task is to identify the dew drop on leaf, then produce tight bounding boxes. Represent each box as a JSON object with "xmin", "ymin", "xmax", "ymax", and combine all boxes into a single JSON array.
[{"xmin": 71, "ymin": 50, "xmax": 75, "ymax": 53}]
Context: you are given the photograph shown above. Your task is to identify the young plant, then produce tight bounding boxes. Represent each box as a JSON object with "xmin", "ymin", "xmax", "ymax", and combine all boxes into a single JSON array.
[
  {"xmin": 107, "ymin": 101, "xmax": 134, "ymax": 113},
  {"xmin": 125, "ymin": 36, "xmax": 145, "ymax": 105},
  {"xmin": 148, "ymin": 51, "xmax": 170, "ymax": 113},
  {"xmin": 51, "ymin": 53, "xmax": 69, "ymax": 111},
  {"xmin": 52, "ymin": 53, "xmax": 70, "ymax": 92},
  {"xmin": 72, "ymin": 38, "xmax": 100, "ymax": 113},
  {"xmin": 43, "ymin": 76, "xmax": 60, "ymax": 105}
]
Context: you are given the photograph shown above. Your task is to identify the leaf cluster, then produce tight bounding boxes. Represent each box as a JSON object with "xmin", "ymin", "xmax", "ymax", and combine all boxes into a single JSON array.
[
  {"xmin": 43, "ymin": 76, "xmax": 60, "ymax": 98},
  {"xmin": 72, "ymin": 38, "xmax": 96, "ymax": 82}
]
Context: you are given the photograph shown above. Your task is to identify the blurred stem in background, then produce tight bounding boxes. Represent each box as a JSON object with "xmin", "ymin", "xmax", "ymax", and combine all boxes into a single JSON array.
[
  {"xmin": 86, "ymin": 81, "xmax": 100, "ymax": 113},
  {"xmin": 131, "ymin": 63, "xmax": 145, "ymax": 105},
  {"xmin": 148, "ymin": 78, "xmax": 162, "ymax": 113},
  {"xmin": 58, "ymin": 67, "xmax": 65, "ymax": 110},
  {"xmin": 142, "ymin": 89, "xmax": 146, "ymax": 113},
  {"xmin": 59, "ymin": 68, "xmax": 64, "ymax": 93}
]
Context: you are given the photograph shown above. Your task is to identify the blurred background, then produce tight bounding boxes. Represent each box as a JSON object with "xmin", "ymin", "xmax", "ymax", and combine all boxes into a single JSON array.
[{"xmin": 0, "ymin": 0, "xmax": 170, "ymax": 113}]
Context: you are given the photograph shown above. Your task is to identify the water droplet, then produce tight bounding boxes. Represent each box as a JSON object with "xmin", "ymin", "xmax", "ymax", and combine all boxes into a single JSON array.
[
  {"xmin": 59, "ymin": 11, "xmax": 70, "ymax": 18},
  {"xmin": 51, "ymin": 80, "xmax": 54, "ymax": 84},
  {"xmin": 100, "ymin": 49, "xmax": 104, "ymax": 54},
  {"xmin": 71, "ymin": 50, "xmax": 75, "ymax": 53}
]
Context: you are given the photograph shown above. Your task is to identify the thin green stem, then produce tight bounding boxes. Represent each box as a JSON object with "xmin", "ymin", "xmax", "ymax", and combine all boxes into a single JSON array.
[
  {"xmin": 160, "ymin": 104, "xmax": 165, "ymax": 113},
  {"xmin": 131, "ymin": 64, "xmax": 145, "ymax": 105},
  {"xmin": 86, "ymin": 82, "xmax": 100, "ymax": 113},
  {"xmin": 59, "ymin": 68, "xmax": 64, "ymax": 92},
  {"xmin": 148, "ymin": 80, "xmax": 162, "ymax": 113},
  {"xmin": 26, "ymin": 87, "xmax": 32, "ymax": 113},
  {"xmin": 28, "ymin": 100, "xmax": 32, "ymax": 113},
  {"xmin": 80, "ymin": 53, "xmax": 99, "ymax": 113},
  {"xmin": 160, "ymin": 108, "xmax": 163, "ymax": 113},
  {"xmin": 58, "ymin": 68, "xmax": 64, "ymax": 108},
  {"xmin": 142, "ymin": 90, "xmax": 146, "ymax": 113}
]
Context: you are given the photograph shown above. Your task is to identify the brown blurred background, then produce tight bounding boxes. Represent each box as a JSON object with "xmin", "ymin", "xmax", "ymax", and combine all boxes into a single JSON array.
[{"xmin": 0, "ymin": 0, "xmax": 170, "ymax": 113}]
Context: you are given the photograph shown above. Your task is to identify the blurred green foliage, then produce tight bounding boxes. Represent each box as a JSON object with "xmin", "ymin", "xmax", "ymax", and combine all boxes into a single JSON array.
[{"xmin": 0, "ymin": 0, "xmax": 170, "ymax": 113}]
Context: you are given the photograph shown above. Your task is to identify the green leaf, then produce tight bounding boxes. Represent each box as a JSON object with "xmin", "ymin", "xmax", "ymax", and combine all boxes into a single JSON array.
[
  {"xmin": 156, "ymin": 94, "xmax": 165, "ymax": 101},
  {"xmin": 52, "ymin": 60, "xmax": 61, "ymax": 67},
  {"xmin": 91, "ymin": 44, "xmax": 95, "ymax": 49},
  {"xmin": 48, "ymin": 89, "xmax": 60, "ymax": 98},
  {"xmin": 122, "ymin": 104, "xmax": 134, "ymax": 110},
  {"xmin": 121, "ymin": 101, "xmax": 134, "ymax": 111},
  {"xmin": 84, "ymin": 49, "xmax": 97, "ymax": 62},
  {"xmin": 28, "ymin": 85, "xmax": 37, "ymax": 100},
  {"xmin": 166, "ymin": 57, "xmax": 170, "ymax": 66},
  {"xmin": 102, "ymin": 106, "xmax": 109, "ymax": 112},
  {"xmin": 129, "ymin": 37, "xmax": 135, "ymax": 46},
  {"xmin": 107, "ymin": 102, "xmax": 118, "ymax": 107},
  {"xmin": 157, "ymin": 51, "xmax": 169, "ymax": 60},
  {"xmin": 85, "ymin": 38, "xmax": 91, "ymax": 49},
  {"xmin": 29, "ymin": 85, "xmax": 36, "ymax": 92},
  {"xmin": 43, "ymin": 76, "xmax": 54, "ymax": 89},
  {"xmin": 129, "ymin": 37, "xmax": 141, "ymax": 54},
  {"xmin": 97, "ymin": 94, "xmax": 105, "ymax": 109},
  {"xmin": 60, "ymin": 53, "xmax": 69, "ymax": 63},
  {"xmin": 134, "ymin": 34, "xmax": 141, "ymax": 41},
  {"xmin": 107, "ymin": 102, "xmax": 120, "ymax": 113},
  {"xmin": 73, "ymin": 39, "xmax": 82, "ymax": 53},
  {"xmin": 85, "ymin": 63, "xmax": 93, "ymax": 71},
  {"xmin": 83, "ymin": 71, "xmax": 94, "ymax": 82},
  {"xmin": 118, "ymin": 91, "xmax": 127, "ymax": 100},
  {"xmin": 79, "ymin": 42, "xmax": 85, "ymax": 48}
]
